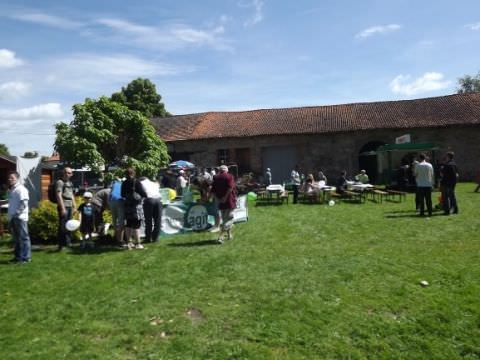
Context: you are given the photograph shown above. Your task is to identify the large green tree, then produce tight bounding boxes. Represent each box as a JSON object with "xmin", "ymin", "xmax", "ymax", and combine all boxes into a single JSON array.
[
  {"xmin": 54, "ymin": 97, "xmax": 169, "ymax": 178},
  {"xmin": 111, "ymin": 78, "xmax": 171, "ymax": 118},
  {"xmin": 0, "ymin": 143, "xmax": 10, "ymax": 156},
  {"xmin": 457, "ymin": 72, "xmax": 480, "ymax": 94}
]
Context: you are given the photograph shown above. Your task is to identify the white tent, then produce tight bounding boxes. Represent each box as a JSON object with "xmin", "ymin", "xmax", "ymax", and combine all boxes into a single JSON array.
[{"xmin": 16, "ymin": 155, "xmax": 42, "ymax": 208}]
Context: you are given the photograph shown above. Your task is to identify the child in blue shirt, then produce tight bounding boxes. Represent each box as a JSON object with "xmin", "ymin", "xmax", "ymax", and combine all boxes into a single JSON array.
[{"xmin": 78, "ymin": 191, "xmax": 95, "ymax": 249}]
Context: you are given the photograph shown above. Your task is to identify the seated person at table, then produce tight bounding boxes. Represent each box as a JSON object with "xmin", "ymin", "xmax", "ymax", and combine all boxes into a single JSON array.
[
  {"xmin": 336, "ymin": 170, "xmax": 348, "ymax": 194},
  {"xmin": 317, "ymin": 170, "xmax": 327, "ymax": 185},
  {"xmin": 355, "ymin": 169, "xmax": 369, "ymax": 184},
  {"xmin": 302, "ymin": 175, "xmax": 320, "ymax": 194}
]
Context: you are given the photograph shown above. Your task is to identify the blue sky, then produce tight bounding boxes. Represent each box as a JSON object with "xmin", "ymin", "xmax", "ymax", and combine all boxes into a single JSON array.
[{"xmin": 0, "ymin": 0, "xmax": 479, "ymax": 156}]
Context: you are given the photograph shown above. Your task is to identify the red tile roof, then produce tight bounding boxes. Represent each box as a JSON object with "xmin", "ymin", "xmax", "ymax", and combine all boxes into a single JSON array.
[{"xmin": 151, "ymin": 93, "xmax": 480, "ymax": 142}]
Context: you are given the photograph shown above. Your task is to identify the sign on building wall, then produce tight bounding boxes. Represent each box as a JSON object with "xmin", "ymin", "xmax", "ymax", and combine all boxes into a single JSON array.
[{"xmin": 395, "ymin": 134, "xmax": 411, "ymax": 144}]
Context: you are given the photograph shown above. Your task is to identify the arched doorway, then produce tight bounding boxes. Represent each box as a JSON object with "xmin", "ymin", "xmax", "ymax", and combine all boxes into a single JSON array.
[{"xmin": 358, "ymin": 141, "xmax": 385, "ymax": 184}]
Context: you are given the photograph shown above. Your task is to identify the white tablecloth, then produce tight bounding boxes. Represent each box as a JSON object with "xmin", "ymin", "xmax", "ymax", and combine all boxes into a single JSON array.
[
  {"xmin": 267, "ymin": 184, "xmax": 285, "ymax": 192},
  {"xmin": 350, "ymin": 184, "xmax": 374, "ymax": 191}
]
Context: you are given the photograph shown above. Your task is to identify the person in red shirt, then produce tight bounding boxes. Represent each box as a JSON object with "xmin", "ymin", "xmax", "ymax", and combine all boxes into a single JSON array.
[{"xmin": 210, "ymin": 165, "xmax": 237, "ymax": 244}]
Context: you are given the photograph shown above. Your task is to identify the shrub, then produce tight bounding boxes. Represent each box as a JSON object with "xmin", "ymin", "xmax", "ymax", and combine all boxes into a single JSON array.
[{"xmin": 29, "ymin": 200, "xmax": 59, "ymax": 243}]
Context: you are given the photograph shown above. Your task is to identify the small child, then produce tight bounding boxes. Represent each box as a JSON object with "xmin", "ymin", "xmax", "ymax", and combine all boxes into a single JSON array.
[{"xmin": 78, "ymin": 191, "xmax": 95, "ymax": 249}]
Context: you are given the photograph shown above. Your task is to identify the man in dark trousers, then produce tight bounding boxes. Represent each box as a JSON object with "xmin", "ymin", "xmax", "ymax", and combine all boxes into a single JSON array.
[
  {"xmin": 440, "ymin": 151, "xmax": 459, "ymax": 215},
  {"xmin": 140, "ymin": 177, "xmax": 162, "ymax": 243},
  {"xmin": 211, "ymin": 165, "xmax": 237, "ymax": 244},
  {"xmin": 56, "ymin": 167, "xmax": 76, "ymax": 250},
  {"xmin": 414, "ymin": 153, "xmax": 434, "ymax": 217}
]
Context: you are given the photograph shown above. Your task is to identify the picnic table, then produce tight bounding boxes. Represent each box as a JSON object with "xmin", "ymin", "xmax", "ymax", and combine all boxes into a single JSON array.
[
  {"xmin": 350, "ymin": 183, "xmax": 374, "ymax": 191},
  {"xmin": 266, "ymin": 185, "xmax": 288, "ymax": 204}
]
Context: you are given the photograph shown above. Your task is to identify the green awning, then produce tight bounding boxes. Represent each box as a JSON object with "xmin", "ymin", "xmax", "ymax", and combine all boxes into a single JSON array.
[{"xmin": 377, "ymin": 142, "xmax": 439, "ymax": 152}]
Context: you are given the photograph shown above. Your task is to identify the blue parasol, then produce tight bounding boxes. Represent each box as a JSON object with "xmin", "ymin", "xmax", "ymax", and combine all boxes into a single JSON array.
[{"xmin": 169, "ymin": 160, "xmax": 195, "ymax": 169}]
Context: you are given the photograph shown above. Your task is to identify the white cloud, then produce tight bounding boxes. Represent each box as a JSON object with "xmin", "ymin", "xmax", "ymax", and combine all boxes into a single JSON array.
[
  {"xmin": 465, "ymin": 22, "xmax": 480, "ymax": 31},
  {"xmin": 355, "ymin": 24, "xmax": 402, "ymax": 39},
  {"xmin": 0, "ymin": 81, "xmax": 30, "ymax": 99},
  {"xmin": 0, "ymin": 104, "xmax": 63, "ymax": 155},
  {"xmin": 390, "ymin": 72, "xmax": 451, "ymax": 96},
  {"xmin": 41, "ymin": 53, "xmax": 195, "ymax": 91},
  {"xmin": 242, "ymin": 0, "xmax": 264, "ymax": 27},
  {"xmin": 0, "ymin": 49, "xmax": 24, "ymax": 68},
  {"xmin": 95, "ymin": 18, "xmax": 231, "ymax": 51},
  {"xmin": 0, "ymin": 103, "xmax": 64, "ymax": 121},
  {"xmin": 9, "ymin": 11, "xmax": 84, "ymax": 29}
]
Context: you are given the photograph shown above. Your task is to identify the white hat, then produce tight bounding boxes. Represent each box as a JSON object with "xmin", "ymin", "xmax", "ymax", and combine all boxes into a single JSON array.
[
  {"xmin": 179, "ymin": 169, "xmax": 185, "ymax": 174},
  {"xmin": 266, "ymin": 168, "xmax": 271, "ymax": 171},
  {"xmin": 83, "ymin": 191, "xmax": 93, "ymax": 198},
  {"xmin": 219, "ymin": 165, "xmax": 228, "ymax": 172}
]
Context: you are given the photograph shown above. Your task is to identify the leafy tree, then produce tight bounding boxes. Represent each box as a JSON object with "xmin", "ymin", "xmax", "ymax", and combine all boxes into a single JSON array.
[
  {"xmin": 111, "ymin": 78, "xmax": 171, "ymax": 118},
  {"xmin": 23, "ymin": 151, "xmax": 39, "ymax": 158},
  {"xmin": 457, "ymin": 72, "xmax": 480, "ymax": 94},
  {"xmin": 54, "ymin": 97, "xmax": 169, "ymax": 178},
  {"xmin": 0, "ymin": 143, "xmax": 9, "ymax": 156}
]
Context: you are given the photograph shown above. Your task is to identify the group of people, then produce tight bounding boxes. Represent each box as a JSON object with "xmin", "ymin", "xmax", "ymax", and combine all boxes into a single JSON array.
[
  {"xmin": 6, "ymin": 162, "xmax": 240, "ymax": 264},
  {"xmin": 414, "ymin": 151, "xmax": 459, "ymax": 217},
  {"xmin": 3, "ymin": 151, "xmax": 466, "ymax": 263},
  {"xmin": 286, "ymin": 166, "xmax": 370, "ymax": 204},
  {"xmin": 55, "ymin": 167, "xmax": 162, "ymax": 251}
]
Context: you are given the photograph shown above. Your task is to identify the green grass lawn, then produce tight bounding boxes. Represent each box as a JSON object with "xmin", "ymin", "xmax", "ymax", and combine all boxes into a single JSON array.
[{"xmin": 1, "ymin": 184, "xmax": 479, "ymax": 359}]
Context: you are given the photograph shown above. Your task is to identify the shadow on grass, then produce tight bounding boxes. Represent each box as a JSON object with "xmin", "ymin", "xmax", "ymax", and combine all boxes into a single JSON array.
[
  {"xmin": 68, "ymin": 246, "xmax": 125, "ymax": 255},
  {"xmin": 384, "ymin": 212, "xmax": 443, "ymax": 218},
  {"xmin": 255, "ymin": 202, "xmax": 285, "ymax": 207},
  {"xmin": 168, "ymin": 239, "xmax": 221, "ymax": 247}
]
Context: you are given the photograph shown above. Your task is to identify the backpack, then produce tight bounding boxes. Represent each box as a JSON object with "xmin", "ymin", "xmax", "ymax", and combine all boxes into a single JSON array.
[
  {"xmin": 48, "ymin": 181, "xmax": 58, "ymax": 203},
  {"xmin": 48, "ymin": 180, "xmax": 64, "ymax": 204}
]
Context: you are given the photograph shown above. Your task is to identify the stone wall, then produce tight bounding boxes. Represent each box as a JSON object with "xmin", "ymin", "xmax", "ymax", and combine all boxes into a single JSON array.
[{"xmin": 167, "ymin": 125, "xmax": 480, "ymax": 181}]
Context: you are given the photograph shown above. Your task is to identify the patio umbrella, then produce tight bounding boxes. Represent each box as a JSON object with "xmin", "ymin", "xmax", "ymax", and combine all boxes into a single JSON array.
[{"xmin": 169, "ymin": 160, "xmax": 195, "ymax": 169}]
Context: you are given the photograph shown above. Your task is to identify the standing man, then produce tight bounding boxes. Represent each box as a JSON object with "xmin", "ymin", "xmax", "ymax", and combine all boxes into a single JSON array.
[
  {"xmin": 414, "ymin": 153, "xmax": 434, "ymax": 217},
  {"xmin": 265, "ymin": 168, "xmax": 272, "ymax": 186},
  {"xmin": 7, "ymin": 171, "xmax": 31, "ymax": 264},
  {"xmin": 56, "ymin": 167, "xmax": 76, "ymax": 250},
  {"xmin": 336, "ymin": 170, "xmax": 349, "ymax": 195},
  {"xmin": 109, "ymin": 176, "xmax": 125, "ymax": 246},
  {"xmin": 176, "ymin": 170, "xmax": 187, "ymax": 196},
  {"xmin": 211, "ymin": 165, "xmax": 237, "ymax": 244},
  {"xmin": 291, "ymin": 165, "xmax": 301, "ymax": 204},
  {"xmin": 140, "ymin": 177, "xmax": 162, "ymax": 243},
  {"xmin": 440, "ymin": 151, "xmax": 459, "ymax": 215}
]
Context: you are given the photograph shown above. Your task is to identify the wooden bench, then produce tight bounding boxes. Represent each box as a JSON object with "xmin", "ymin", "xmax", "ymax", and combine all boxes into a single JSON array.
[
  {"xmin": 279, "ymin": 191, "xmax": 289, "ymax": 204},
  {"xmin": 343, "ymin": 190, "xmax": 364, "ymax": 203},
  {"xmin": 299, "ymin": 191, "xmax": 320, "ymax": 204},
  {"xmin": 386, "ymin": 190, "xmax": 407, "ymax": 202},
  {"xmin": 332, "ymin": 191, "xmax": 363, "ymax": 203},
  {"xmin": 371, "ymin": 189, "xmax": 389, "ymax": 203}
]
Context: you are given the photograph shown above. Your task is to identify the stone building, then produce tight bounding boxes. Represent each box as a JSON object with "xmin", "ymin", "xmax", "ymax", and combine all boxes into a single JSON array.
[{"xmin": 152, "ymin": 93, "xmax": 480, "ymax": 184}]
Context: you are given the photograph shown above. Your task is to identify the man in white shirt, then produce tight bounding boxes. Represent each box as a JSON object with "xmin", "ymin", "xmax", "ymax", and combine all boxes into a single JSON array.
[
  {"xmin": 414, "ymin": 153, "xmax": 434, "ymax": 217},
  {"xmin": 140, "ymin": 177, "xmax": 162, "ymax": 242},
  {"xmin": 7, "ymin": 171, "xmax": 31, "ymax": 263},
  {"xmin": 176, "ymin": 170, "xmax": 187, "ymax": 196}
]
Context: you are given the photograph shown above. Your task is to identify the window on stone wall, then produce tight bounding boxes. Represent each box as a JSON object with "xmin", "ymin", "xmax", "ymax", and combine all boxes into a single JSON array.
[{"xmin": 217, "ymin": 149, "xmax": 230, "ymax": 165}]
